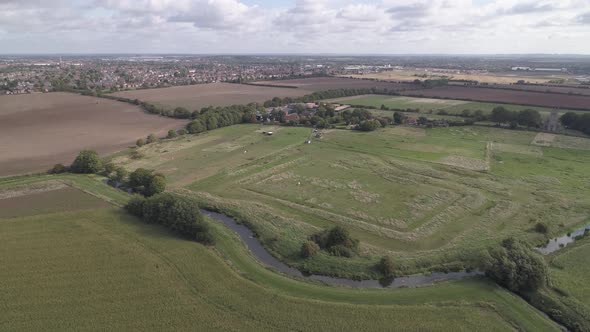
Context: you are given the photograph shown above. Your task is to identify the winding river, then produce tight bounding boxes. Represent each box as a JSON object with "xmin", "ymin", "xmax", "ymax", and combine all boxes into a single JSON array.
[{"xmin": 202, "ymin": 210, "xmax": 481, "ymax": 288}]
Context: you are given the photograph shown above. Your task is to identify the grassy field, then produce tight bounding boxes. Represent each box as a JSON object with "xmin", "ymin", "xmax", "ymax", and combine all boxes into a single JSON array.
[
  {"xmin": 111, "ymin": 124, "xmax": 590, "ymax": 281},
  {"xmin": 327, "ymin": 94, "xmax": 580, "ymax": 118},
  {"xmin": 0, "ymin": 175, "xmax": 560, "ymax": 331},
  {"xmin": 547, "ymin": 238, "xmax": 590, "ymax": 315}
]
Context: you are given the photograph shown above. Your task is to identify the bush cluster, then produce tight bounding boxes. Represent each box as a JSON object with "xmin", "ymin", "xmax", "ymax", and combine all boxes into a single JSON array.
[
  {"xmin": 306, "ymin": 226, "xmax": 359, "ymax": 258},
  {"xmin": 125, "ymin": 193, "xmax": 214, "ymax": 245},
  {"xmin": 128, "ymin": 168, "xmax": 166, "ymax": 197},
  {"xmin": 482, "ymin": 238, "xmax": 548, "ymax": 292}
]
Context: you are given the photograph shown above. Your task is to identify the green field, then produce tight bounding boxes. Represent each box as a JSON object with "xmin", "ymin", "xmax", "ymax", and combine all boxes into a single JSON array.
[
  {"xmin": 0, "ymin": 175, "xmax": 560, "ymax": 331},
  {"xmin": 110, "ymin": 124, "xmax": 590, "ymax": 281},
  {"xmin": 546, "ymin": 238, "xmax": 590, "ymax": 321},
  {"xmin": 327, "ymin": 94, "xmax": 581, "ymax": 118}
]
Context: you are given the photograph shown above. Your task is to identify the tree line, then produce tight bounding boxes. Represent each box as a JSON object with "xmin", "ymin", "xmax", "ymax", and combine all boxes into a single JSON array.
[
  {"xmin": 560, "ymin": 112, "xmax": 590, "ymax": 135},
  {"xmin": 490, "ymin": 106, "xmax": 543, "ymax": 128}
]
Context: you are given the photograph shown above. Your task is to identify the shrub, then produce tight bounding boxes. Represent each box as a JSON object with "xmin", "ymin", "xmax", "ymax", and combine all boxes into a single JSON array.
[
  {"xmin": 71, "ymin": 150, "xmax": 103, "ymax": 174},
  {"xmin": 136, "ymin": 138, "xmax": 146, "ymax": 147},
  {"xmin": 535, "ymin": 222, "xmax": 549, "ymax": 234},
  {"xmin": 177, "ymin": 128, "xmax": 187, "ymax": 136},
  {"xmin": 146, "ymin": 133, "xmax": 158, "ymax": 144},
  {"xmin": 49, "ymin": 163, "xmax": 68, "ymax": 174},
  {"xmin": 301, "ymin": 241, "xmax": 320, "ymax": 258},
  {"xmin": 327, "ymin": 245, "xmax": 354, "ymax": 258},
  {"xmin": 167, "ymin": 129, "xmax": 178, "ymax": 139},
  {"xmin": 378, "ymin": 256, "xmax": 396, "ymax": 278},
  {"xmin": 356, "ymin": 119, "xmax": 381, "ymax": 131},
  {"xmin": 102, "ymin": 162, "xmax": 116, "ymax": 176},
  {"xmin": 310, "ymin": 226, "xmax": 359, "ymax": 257}
]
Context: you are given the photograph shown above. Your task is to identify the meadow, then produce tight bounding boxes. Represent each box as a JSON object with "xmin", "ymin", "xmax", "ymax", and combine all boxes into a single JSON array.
[
  {"xmin": 327, "ymin": 94, "xmax": 580, "ymax": 117},
  {"xmin": 0, "ymin": 175, "xmax": 559, "ymax": 331},
  {"xmin": 113, "ymin": 124, "xmax": 590, "ymax": 280},
  {"xmin": 0, "ymin": 92, "xmax": 184, "ymax": 177}
]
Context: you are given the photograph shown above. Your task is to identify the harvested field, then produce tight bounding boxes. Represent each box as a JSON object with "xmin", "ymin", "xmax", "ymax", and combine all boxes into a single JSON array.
[
  {"xmin": 342, "ymin": 71, "xmax": 571, "ymax": 85},
  {"xmin": 495, "ymin": 84, "xmax": 590, "ymax": 96},
  {"xmin": 0, "ymin": 92, "xmax": 185, "ymax": 176},
  {"xmin": 401, "ymin": 86, "xmax": 590, "ymax": 110},
  {"xmin": 111, "ymin": 83, "xmax": 308, "ymax": 111},
  {"xmin": 252, "ymin": 77, "xmax": 412, "ymax": 91}
]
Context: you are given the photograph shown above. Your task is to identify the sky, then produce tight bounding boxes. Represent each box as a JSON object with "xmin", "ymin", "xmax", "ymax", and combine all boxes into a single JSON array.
[{"xmin": 1, "ymin": 0, "xmax": 590, "ymax": 54}]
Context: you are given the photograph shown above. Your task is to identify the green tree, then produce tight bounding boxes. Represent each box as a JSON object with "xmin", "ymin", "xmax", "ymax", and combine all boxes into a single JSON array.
[
  {"xmin": 71, "ymin": 150, "xmax": 103, "ymax": 174},
  {"xmin": 187, "ymin": 120, "xmax": 206, "ymax": 134},
  {"xmin": 357, "ymin": 119, "xmax": 381, "ymax": 131},
  {"xmin": 144, "ymin": 174, "xmax": 166, "ymax": 197},
  {"xmin": 491, "ymin": 107, "xmax": 514, "ymax": 125},
  {"xmin": 482, "ymin": 238, "xmax": 548, "ymax": 292},
  {"xmin": 517, "ymin": 109, "xmax": 542, "ymax": 128},
  {"xmin": 173, "ymin": 107, "xmax": 191, "ymax": 119}
]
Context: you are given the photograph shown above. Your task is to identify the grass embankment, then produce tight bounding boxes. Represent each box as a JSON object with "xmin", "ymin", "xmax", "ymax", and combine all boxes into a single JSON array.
[
  {"xmin": 0, "ymin": 175, "xmax": 559, "ymax": 331},
  {"xmin": 110, "ymin": 124, "xmax": 590, "ymax": 281}
]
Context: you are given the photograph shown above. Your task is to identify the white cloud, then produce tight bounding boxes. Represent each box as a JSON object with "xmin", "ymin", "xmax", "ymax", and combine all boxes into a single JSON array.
[{"xmin": 0, "ymin": 0, "xmax": 589, "ymax": 53}]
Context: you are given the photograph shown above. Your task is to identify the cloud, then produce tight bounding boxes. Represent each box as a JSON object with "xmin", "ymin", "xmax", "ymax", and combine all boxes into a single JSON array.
[{"xmin": 0, "ymin": 0, "xmax": 590, "ymax": 53}]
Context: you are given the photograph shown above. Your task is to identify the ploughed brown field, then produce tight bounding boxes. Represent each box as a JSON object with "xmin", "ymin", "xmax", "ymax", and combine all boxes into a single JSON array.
[
  {"xmin": 0, "ymin": 92, "xmax": 185, "ymax": 177},
  {"xmin": 252, "ymin": 77, "xmax": 411, "ymax": 91},
  {"xmin": 402, "ymin": 86, "xmax": 590, "ymax": 110},
  {"xmin": 111, "ymin": 83, "xmax": 308, "ymax": 111},
  {"xmin": 492, "ymin": 84, "xmax": 590, "ymax": 96}
]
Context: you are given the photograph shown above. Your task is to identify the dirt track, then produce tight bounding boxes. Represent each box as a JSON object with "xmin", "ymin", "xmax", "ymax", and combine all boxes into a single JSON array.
[{"xmin": 0, "ymin": 92, "xmax": 185, "ymax": 176}]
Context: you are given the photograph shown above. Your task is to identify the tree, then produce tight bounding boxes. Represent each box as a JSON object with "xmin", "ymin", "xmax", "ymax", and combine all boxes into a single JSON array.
[
  {"xmin": 482, "ymin": 238, "xmax": 548, "ymax": 292},
  {"xmin": 393, "ymin": 111, "xmax": 404, "ymax": 125},
  {"xmin": 109, "ymin": 166, "xmax": 128, "ymax": 184},
  {"xmin": 517, "ymin": 109, "xmax": 542, "ymax": 128},
  {"xmin": 136, "ymin": 138, "xmax": 146, "ymax": 147},
  {"xmin": 144, "ymin": 174, "xmax": 166, "ymax": 197},
  {"xmin": 173, "ymin": 107, "xmax": 191, "ymax": 119},
  {"xmin": 167, "ymin": 129, "xmax": 178, "ymax": 139},
  {"xmin": 357, "ymin": 119, "xmax": 381, "ymax": 131},
  {"xmin": 71, "ymin": 150, "xmax": 103, "ymax": 174},
  {"xmin": 187, "ymin": 120, "xmax": 206, "ymax": 134},
  {"xmin": 560, "ymin": 112, "xmax": 578, "ymax": 128},
  {"xmin": 177, "ymin": 128, "xmax": 187, "ymax": 136},
  {"xmin": 125, "ymin": 195, "xmax": 146, "ymax": 217},
  {"xmin": 378, "ymin": 256, "xmax": 395, "ymax": 278},
  {"xmin": 301, "ymin": 241, "xmax": 320, "ymax": 258},
  {"xmin": 146, "ymin": 133, "xmax": 158, "ymax": 144},
  {"xmin": 129, "ymin": 168, "xmax": 154, "ymax": 189},
  {"xmin": 418, "ymin": 116, "xmax": 428, "ymax": 126},
  {"xmin": 490, "ymin": 107, "xmax": 513, "ymax": 125}
]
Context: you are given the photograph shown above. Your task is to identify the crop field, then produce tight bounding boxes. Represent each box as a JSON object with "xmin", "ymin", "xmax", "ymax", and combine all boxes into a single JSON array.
[
  {"xmin": 252, "ymin": 77, "xmax": 412, "ymax": 91},
  {"xmin": 400, "ymin": 86, "xmax": 590, "ymax": 110},
  {"xmin": 111, "ymin": 83, "xmax": 309, "ymax": 111},
  {"xmin": 113, "ymin": 124, "xmax": 590, "ymax": 281},
  {"xmin": 0, "ymin": 92, "xmax": 185, "ymax": 177},
  {"xmin": 341, "ymin": 71, "xmax": 574, "ymax": 85},
  {"xmin": 0, "ymin": 176, "xmax": 559, "ymax": 331},
  {"xmin": 326, "ymin": 94, "xmax": 578, "ymax": 117}
]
